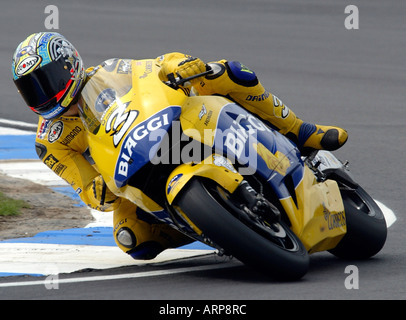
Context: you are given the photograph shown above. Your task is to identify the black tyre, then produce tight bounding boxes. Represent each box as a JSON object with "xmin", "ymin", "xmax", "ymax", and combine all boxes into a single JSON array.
[
  {"xmin": 329, "ymin": 184, "xmax": 387, "ymax": 259},
  {"xmin": 174, "ymin": 178, "xmax": 309, "ymax": 280}
]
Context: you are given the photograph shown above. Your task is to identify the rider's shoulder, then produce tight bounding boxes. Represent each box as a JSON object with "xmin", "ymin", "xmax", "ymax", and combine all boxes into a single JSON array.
[{"xmin": 36, "ymin": 117, "xmax": 84, "ymax": 145}]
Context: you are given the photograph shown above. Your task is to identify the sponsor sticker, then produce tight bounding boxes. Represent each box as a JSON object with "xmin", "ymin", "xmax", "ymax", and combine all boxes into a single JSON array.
[
  {"xmin": 48, "ymin": 121, "xmax": 64, "ymax": 143},
  {"xmin": 15, "ymin": 55, "xmax": 42, "ymax": 76},
  {"xmin": 167, "ymin": 174, "xmax": 183, "ymax": 194}
]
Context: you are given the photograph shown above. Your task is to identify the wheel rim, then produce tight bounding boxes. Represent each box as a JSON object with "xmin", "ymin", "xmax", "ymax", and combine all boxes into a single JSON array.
[{"xmin": 204, "ymin": 182, "xmax": 301, "ymax": 252}]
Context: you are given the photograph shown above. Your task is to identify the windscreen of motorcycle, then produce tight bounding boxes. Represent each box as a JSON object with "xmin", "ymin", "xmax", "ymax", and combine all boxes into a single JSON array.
[{"xmin": 78, "ymin": 59, "xmax": 133, "ymax": 134}]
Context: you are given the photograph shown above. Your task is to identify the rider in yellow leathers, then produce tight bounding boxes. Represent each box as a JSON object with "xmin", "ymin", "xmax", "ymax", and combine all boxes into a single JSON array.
[{"xmin": 12, "ymin": 32, "xmax": 348, "ymax": 259}]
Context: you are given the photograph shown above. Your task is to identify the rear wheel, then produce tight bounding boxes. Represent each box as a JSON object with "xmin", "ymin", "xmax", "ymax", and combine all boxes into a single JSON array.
[
  {"xmin": 174, "ymin": 178, "xmax": 309, "ymax": 280},
  {"xmin": 329, "ymin": 184, "xmax": 387, "ymax": 259}
]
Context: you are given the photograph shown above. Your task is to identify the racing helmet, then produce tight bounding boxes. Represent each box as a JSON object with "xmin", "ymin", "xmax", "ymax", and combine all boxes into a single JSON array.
[{"xmin": 12, "ymin": 32, "xmax": 85, "ymax": 119}]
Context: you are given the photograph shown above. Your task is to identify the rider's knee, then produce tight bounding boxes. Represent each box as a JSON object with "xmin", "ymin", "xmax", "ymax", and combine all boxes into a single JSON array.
[
  {"xmin": 225, "ymin": 60, "xmax": 258, "ymax": 87},
  {"xmin": 113, "ymin": 208, "xmax": 193, "ymax": 260},
  {"xmin": 114, "ymin": 226, "xmax": 165, "ymax": 260}
]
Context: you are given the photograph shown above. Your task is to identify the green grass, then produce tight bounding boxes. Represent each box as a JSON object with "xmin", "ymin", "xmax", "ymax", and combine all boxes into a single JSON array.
[{"xmin": 0, "ymin": 191, "xmax": 31, "ymax": 216}]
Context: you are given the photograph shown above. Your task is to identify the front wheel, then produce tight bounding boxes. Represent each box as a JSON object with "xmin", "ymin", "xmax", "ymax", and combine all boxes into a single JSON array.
[{"xmin": 174, "ymin": 178, "xmax": 309, "ymax": 280}]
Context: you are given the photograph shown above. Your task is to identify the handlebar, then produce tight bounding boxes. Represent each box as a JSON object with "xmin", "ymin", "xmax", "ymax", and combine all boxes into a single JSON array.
[{"xmin": 165, "ymin": 66, "xmax": 213, "ymax": 89}]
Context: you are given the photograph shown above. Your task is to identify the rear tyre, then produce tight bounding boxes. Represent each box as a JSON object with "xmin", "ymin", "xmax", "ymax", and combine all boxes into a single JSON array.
[
  {"xmin": 329, "ymin": 185, "xmax": 387, "ymax": 259},
  {"xmin": 174, "ymin": 178, "xmax": 309, "ymax": 280}
]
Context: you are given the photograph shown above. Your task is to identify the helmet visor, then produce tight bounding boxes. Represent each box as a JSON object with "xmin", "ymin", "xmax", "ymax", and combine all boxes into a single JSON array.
[{"xmin": 14, "ymin": 58, "xmax": 72, "ymax": 112}]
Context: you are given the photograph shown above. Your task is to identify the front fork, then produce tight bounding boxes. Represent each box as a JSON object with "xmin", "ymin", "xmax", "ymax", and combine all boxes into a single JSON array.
[{"xmin": 232, "ymin": 181, "xmax": 281, "ymax": 223}]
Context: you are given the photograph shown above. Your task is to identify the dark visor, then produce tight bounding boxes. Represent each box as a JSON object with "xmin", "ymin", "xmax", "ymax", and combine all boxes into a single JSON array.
[{"xmin": 14, "ymin": 58, "xmax": 72, "ymax": 110}]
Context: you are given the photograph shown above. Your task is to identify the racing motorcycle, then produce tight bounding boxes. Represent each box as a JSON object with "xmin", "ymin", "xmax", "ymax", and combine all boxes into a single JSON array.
[{"xmin": 78, "ymin": 59, "xmax": 387, "ymax": 280}]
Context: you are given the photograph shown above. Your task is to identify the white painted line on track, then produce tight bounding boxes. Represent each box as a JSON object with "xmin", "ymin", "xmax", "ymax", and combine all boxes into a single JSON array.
[
  {"xmin": 0, "ymin": 242, "xmax": 215, "ymax": 276},
  {"xmin": 0, "ymin": 160, "xmax": 67, "ymax": 186},
  {"xmin": 0, "ymin": 262, "xmax": 232, "ymax": 288},
  {"xmin": 0, "ymin": 118, "xmax": 37, "ymax": 129},
  {"xmin": 0, "ymin": 127, "xmax": 35, "ymax": 135}
]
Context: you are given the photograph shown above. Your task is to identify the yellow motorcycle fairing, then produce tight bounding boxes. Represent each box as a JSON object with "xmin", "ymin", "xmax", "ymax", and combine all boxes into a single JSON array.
[
  {"xmin": 165, "ymin": 154, "xmax": 244, "ymax": 236},
  {"xmin": 280, "ymin": 166, "xmax": 346, "ymax": 253},
  {"xmin": 165, "ymin": 154, "xmax": 244, "ymax": 205},
  {"xmin": 179, "ymin": 95, "xmax": 228, "ymax": 146}
]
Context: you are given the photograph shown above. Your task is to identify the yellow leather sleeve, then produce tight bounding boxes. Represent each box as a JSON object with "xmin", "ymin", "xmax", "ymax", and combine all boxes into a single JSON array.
[
  {"xmin": 35, "ymin": 116, "xmax": 120, "ymax": 212},
  {"xmin": 156, "ymin": 53, "xmax": 275, "ymax": 113},
  {"xmin": 192, "ymin": 59, "xmax": 296, "ymax": 135}
]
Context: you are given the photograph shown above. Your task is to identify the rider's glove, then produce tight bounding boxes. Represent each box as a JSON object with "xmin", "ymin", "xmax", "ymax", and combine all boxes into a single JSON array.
[
  {"xmin": 92, "ymin": 175, "xmax": 118, "ymax": 205},
  {"xmin": 174, "ymin": 56, "xmax": 206, "ymax": 80}
]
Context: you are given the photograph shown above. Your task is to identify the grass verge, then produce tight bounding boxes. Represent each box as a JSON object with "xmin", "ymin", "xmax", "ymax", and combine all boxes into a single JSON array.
[{"xmin": 0, "ymin": 191, "xmax": 31, "ymax": 216}]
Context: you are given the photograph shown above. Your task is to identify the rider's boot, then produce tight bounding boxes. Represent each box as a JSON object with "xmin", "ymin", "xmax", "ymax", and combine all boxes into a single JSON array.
[
  {"xmin": 274, "ymin": 109, "xmax": 349, "ymax": 152},
  {"xmin": 245, "ymin": 94, "xmax": 348, "ymax": 152}
]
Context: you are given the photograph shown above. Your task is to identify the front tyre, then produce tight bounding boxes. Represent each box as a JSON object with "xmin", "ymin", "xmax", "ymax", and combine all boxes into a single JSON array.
[{"xmin": 174, "ymin": 178, "xmax": 309, "ymax": 280}]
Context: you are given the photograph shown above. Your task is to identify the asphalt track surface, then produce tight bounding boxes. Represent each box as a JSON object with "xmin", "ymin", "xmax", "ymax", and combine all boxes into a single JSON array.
[{"xmin": 0, "ymin": 0, "xmax": 405, "ymax": 301}]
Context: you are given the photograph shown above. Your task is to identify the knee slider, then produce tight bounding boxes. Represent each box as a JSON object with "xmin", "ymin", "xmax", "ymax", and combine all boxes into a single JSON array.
[
  {"xmin": 226, "ymin": 61, "xmax": 258, "ymax": 86},
  {"xmin": 115, "ymin": 226, "xmax": 165, "ymax": 260},
  {"xmin": 116, "ymin": 227, "xmax": 137, "ymax": 249}
]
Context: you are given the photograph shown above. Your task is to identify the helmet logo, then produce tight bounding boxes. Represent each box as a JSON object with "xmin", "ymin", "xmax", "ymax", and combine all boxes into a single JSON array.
[
  {"xmin": 15, "ymin": 55, "xmax": 42, "ymax": 77},
  {"xmin": 49, "ymin": 36, "xmax": 82, "ymax": 80}
]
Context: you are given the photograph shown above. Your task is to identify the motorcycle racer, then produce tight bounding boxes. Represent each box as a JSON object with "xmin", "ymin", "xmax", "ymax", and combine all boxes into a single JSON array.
[{"xmin": 12, "ymin": 32, "xmax": 348, "ymax": 260}]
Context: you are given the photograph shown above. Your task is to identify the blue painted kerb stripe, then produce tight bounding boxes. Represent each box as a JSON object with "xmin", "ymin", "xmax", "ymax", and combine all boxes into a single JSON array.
[
  {"xmin": 0, "ymin": 134, "xmax": 37, "ymax": 160},
  {"xmin": 1, "ymin": 227, "xmax": 116, "ymax": 246},
  {"xmin": 0, "ymin": 227, "xmax": 213, "ymax": 250}
]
